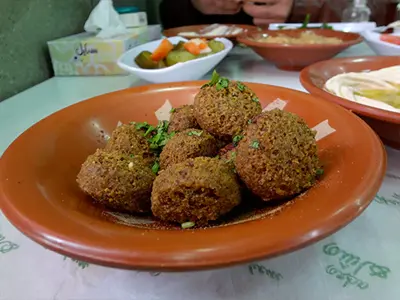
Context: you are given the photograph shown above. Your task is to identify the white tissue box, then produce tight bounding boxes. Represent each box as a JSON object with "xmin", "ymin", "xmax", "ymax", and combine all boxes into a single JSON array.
[{"xmin": 47, "ymin": 25, "xmax": 161, "ymax": 76}]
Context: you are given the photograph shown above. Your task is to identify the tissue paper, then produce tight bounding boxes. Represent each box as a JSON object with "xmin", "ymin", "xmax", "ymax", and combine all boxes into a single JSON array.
[{"xmin": 84, "ymin": 0, "xmax": 127, "ymax": 39}]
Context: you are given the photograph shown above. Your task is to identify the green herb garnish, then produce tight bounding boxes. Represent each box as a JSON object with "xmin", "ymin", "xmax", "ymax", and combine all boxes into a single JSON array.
[
  {"xmin": 216, "ymin": 78, "xmax": 230, "ymax": 91},
  {"xmin": 237, "ymin": 81, "xmax": 245, "ymax": 91},
  {"xmin": 135, "ymin": 122, "xmax": 149, "ymax": 130},
  {"xmin": 233, "ymin": 135, "xmax": 243, "ymax": 146},
  {"xmin": 188, "ymin": 130, "xmax": 203, "ymax": 137},
  {"xmin": 321, "ymin": 23, "xmax": 333, "ymax": 30},
  {"xmin": 170, "ymin": 108, "xmax": 176, "ymax": 113},
  {"xmin": 129, "ymin": 154, "xmax": 134, "ymax": 158},
  {"xmin": 135, "ymin": 121, "xmax": 175, "ymax": 155},
  {"xmin": 152, "ymin": 160, "xmax": 160, "ymax": 174},
  {"xmin": 300, "ymin": 13, "xmax": 311, "ymax": 29},
  {"xmin": 226, "ymin": 151, "xmax": 237, "ymax": 164},
  {"xmin": 251, "ymin": 140, "xmax": 260, "ymax": 149},
  {"xmin": 202, "ymin": 70, "xmax": 230, "ymax": 91},
  {"xmin": 252, "ymin": 97, "xmax": 259, "ymax": 103},
  {"xmin": 277, "ymin": 25, "xmax": 286, "ymax": 30},
  {"xmin": 248, "ymin": 119, "xmax": 253, "ymax": 124},
  {"xmin": 181, "ymin": 222, "xmax": 195, "ymax": 229},
  {"xmin": 316, "ymin": 168, "xmax": 324, "ymax": 176}
]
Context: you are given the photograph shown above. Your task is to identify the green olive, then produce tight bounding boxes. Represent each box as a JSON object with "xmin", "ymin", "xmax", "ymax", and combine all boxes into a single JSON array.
[
  {"xmin": 165, "ymin": 50, "xmax": 197, "ymax": 66},
  {"xmin": 208, "ymin": 40, "xmax": 225, "ymax": 53}
]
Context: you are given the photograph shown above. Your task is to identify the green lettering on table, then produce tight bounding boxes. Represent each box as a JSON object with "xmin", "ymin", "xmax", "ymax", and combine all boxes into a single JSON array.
[
  {"xmin": 322, "ymin": 242, "xmax": 390, "ymax": 289},
  {"xmin": 0, "ymin": 234, "xmax": 19, "ymax": 254},
  {"xmin": 374, "ymin": 194, "xmax": 400, "ymax": 206},
  {"xmin": 248, "ymin": 264, "xmax": 283, "ymax": 281}
]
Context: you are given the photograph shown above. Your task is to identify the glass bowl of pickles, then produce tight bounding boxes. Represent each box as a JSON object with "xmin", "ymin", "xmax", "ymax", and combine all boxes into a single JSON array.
[{"xmin": 117, "ymin": 36, "xmax": 233, "ymax": 83}]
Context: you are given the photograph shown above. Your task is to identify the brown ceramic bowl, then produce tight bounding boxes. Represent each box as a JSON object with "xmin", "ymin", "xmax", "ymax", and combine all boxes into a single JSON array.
[
  {"xmin": 237, "ymin": 29, "xmax": 363, "ymax": 71},
  {"xmin": 163, "ymin": 24, "xmax": 258, "ymax": 40},
  {"xmin": 300, "ymin": 56, "xmax": 400, "ymax": 149},
  {"xmin": 0, "ymin": 82, "xmax": 386, "ymax": 271}
]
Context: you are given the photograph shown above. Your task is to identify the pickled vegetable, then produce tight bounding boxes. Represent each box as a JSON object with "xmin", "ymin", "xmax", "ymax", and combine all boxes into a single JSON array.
[
  {"xmin": 151, "ymin": 39, "xmax": 174, "ymax": 61},
  {"xmin": 165, "ymin": 50, "xmax": 197, "ymax": 66},
  {"xmin": 173, "ymin": 41, "xmax": 186, "ymax": 51},
  {"xmin": 135, "ymin": 51, "xmax": 161, "ymax": 69},
  {"xmin": 208, "ymin": 40, "xmax": 225, "ymax": 53}
]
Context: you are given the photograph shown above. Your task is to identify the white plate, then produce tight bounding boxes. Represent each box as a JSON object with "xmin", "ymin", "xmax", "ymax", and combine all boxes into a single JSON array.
[
  {"xmin": 269, "ymin": 22, "xmax": 376, "ymax": 33},
  {"xmin": 361, "ymin": 27, "xmax": 400, "ymax": 56},
  {"xmin": 117, "ymin": 37, "xmax": 233, "ymax": 84}
]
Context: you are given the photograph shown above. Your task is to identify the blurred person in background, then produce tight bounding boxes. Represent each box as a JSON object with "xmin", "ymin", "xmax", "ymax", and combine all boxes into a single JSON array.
[{"xmin": 160, "ymin": 0, "xmax": 395, "ymax": 29}]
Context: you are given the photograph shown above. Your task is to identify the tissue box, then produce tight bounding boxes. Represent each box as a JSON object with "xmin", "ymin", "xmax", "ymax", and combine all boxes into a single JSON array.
[{"xmin": 48, "ymin": 25, "xmax": 161, "ymax": 76}]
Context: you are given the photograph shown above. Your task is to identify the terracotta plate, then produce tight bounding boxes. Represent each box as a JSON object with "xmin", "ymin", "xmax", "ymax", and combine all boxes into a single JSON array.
[
  {"xmin": 237, "ymin": 29, "xmax": 363, "ymax": 71},
  {"xmin": 163, "ymin": 24, "xmax": 258, "ymax": 40},
  {"xmin": 0, "ymin": 82, "xmax": 386, "ymax": 271},
  {"xmin": 300, "ymin": 56, "xmax": 400, "ymax": 149}
]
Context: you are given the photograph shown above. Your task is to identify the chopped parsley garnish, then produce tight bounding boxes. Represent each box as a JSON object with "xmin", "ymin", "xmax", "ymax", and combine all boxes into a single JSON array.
[
  {"xmin": 251, "ymin": 140, "xmax": 260, "ymax": 149},
  {"xmin": 170, "ymin": 108, "xmax": 176, "ymax": 113},
  {"xmin": 202, "ymin": 70, "xmax": 230, "ymax": 91},
  {"xmin": 216, "ymin": 78, "xmax": 229, "ymax": 91},
  {"xmin": 300, "ymin": 13, "xmax": 311, "ymax": 29},
  {"xmin": 316, "ymin": 168, "xmax": 324, "ymax": 176},
  {"xmin": 181, "ymin": 222, "xmax": 195, "ymax": 229},
  {"xmin": 135, "ymin": 120, "xmax": 175, "ymax": 155},
  {"xmin": 248, "ymin": 119, "xmax": 253, "ymax": 124},
  {"xmin": 321, "ymin": 23, "xmax": 333, "ymax": 30},
  {"xmin": 233, "ymin": 135, "xmax": 243, "ymax": 146},
  {"xmin": 237, "ymin": 81, "xmax": 245, "ymax": 91},
  {"xmin": 188, "ymin": 130, "xmax": 203, "ymax": 137},
  {"xmin": 226, "ymin": 151, "xmax": 237, "ymax": 164},
  {"xmin": 252, "ymin": 97, "xmax": 259, "ymax": 103},
  {"xmin": 129, "ymin": 154, "xmax": 134, "ymax": 158},
  {"xmin": 134, "ymin": 121, "xmax": 149, "ymax": 130},
  {"xmin": 152, "ymin": 160, "xmax": 160, "ymax": 174}
]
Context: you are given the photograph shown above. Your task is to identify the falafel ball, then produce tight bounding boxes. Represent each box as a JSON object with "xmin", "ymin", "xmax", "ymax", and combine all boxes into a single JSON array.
[
  {"xmin": 77, "ymin": 149, "xmax": 155, "ymax": 213},
  {"xmin": 105, "ymin": 123, "xmax": 154, "ymax": 166},
  {"xmin": 168, "ymin": 105, "xmax": 200, "ymax": 133},
  {"xmin": 235, "ymin": 109, "xmax": 321, "ymax": 201},
  {"xmin": 159, "ymin": 128, "xmax": 219, "ymax": 170},
  {"xmin": 193, "ymin": 81, "xmax": 262, "ymax": 141},
  {"xmin": 151, "ymin": 157, "xmax": 241, "ymax": 225}
]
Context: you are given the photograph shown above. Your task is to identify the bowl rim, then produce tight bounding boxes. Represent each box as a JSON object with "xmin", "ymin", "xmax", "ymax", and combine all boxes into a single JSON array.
[
  {"xmin": 117, "ymin": 36, "xmax": 233, "ymax": 75},
  {"xmin": 162, "ymin": 23, "xmax": 260, "ymax": 40},
  {"xmin": 300, "ymin": 56, "xmax": 400, "ymax": 124},
  {"xmin": 237, "ymin": 28, "xmax": 363, "ymax": 49},
  {"xmin": 0, "ymin": 81, "xmax": 387, "ymax": 271}
]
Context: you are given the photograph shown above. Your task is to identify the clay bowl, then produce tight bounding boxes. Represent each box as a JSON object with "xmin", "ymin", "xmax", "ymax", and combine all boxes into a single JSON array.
[
  {"xmin": 300, "ymin": 56, "xmax": 400, "ymax": 149},
  {"xmin": 163, "ymin": 24, "xmax": 258, "ymax": 41},
  {"xmin": 237, "ymin": 29, "xmax": 362, "ymax": 71},
  {"xmin": 0, "ymin": 82, "xmax": 386, "ymax": 271}
]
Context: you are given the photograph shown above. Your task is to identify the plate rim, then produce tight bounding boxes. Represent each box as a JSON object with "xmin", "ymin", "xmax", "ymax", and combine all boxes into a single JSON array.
[{"xmin": 0, "ymin": 81, "xmax": 387, "ymax": 271}]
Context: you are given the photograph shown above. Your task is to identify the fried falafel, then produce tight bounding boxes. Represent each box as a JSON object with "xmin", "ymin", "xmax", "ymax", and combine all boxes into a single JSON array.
[
  {"xmin": 77, "ymin": 149, "xmax": 155, "ymax": 213},
  {"xmin": 235, "ymin": 109, "xmax": 321, "ymax": 201},
  {"xmin": 151, "ymin": 157, "xmax": 241, "ymax": 225},
  {"xmin": 168, "ymin": 105, "xmax": 200, "ymax": 133},
  {"xmin": 105, "ymin": 123, "xmax": 154, "ymax": 166},
  {"xmin": 194, "ymin": 80, "xmax": 261, "ymax": 141},
  {"xmin": 159, "ymin": 128, "xmax": 219, "ymax": 170}
]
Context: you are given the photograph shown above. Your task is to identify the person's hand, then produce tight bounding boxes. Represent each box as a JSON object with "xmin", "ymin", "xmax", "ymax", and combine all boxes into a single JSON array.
[
  {"xmin": 191, "ymin": 0, "xmax": 243, "ymax": 15},
  {"xmin": 243, "ymin": 0, "xmax": 294, "ymax": 27}
]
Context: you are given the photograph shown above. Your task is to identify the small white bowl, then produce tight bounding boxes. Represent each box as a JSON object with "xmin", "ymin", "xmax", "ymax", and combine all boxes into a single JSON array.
[
  {"xmin": 117, "ymin": 36, "xmax": 233, "ymax": 83},
  {"xmin": 361, "ymin": 27, "xmax": 400, "ymax": 56}
]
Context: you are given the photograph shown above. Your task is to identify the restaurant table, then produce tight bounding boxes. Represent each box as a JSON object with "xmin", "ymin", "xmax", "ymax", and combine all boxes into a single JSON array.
[{"xmin": 1, "ymin": 43, "xmax": 399, "ymax": 300}]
